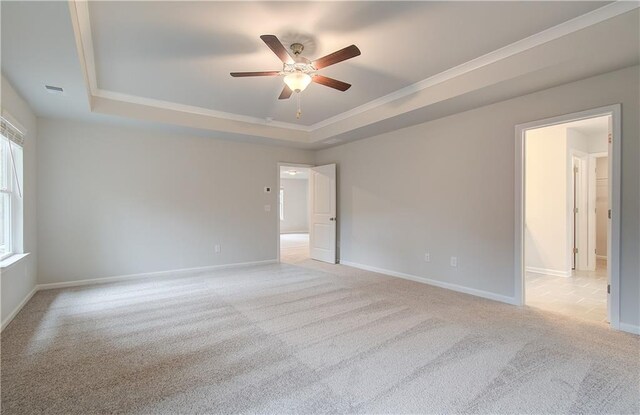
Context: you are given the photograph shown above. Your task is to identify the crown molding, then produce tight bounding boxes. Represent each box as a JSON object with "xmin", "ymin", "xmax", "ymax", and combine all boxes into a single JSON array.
[
  {"xmin": 68, "ymin": 0, "xmax": 94, "ymax": 108},
  {"xmin": 91, "ymin": 91, "xmax": 309, "ymax": 143},
  {"xmin": 95, "ymin": 89, "xmax": 312, "ymax": 133},
  {"xmin": 306, "ymin": 0, "xmax": 640, "ymax": 134},
  {"xmin": 68, "ymin": 0, "xmax": 312, "ymax": 139},
  {"xmin": 68, "ymin": 0, "xmax": 639, "ymax": 143}
]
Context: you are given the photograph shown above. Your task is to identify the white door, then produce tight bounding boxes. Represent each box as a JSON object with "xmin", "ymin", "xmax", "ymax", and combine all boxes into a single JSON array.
[
  {"xmin": 571, "ymin": 156, "xmax": 579, "ymax": 270},
  {"xmin": 309, "ymin": 164, "xmax": 336, "ymax": 263},
  {"xmin": 606, "ymin": 115, "xmax": 612, "ymax": 322},
  {"xmin": 572, "ymin": 155, "xmax": 588, "ymax": 271}
]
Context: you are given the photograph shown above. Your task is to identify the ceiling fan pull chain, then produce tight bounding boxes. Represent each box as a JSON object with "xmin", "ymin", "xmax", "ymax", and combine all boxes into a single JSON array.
[{"xmin": 296, "ymin": 93, "xmax": 302, "ymax": 119}]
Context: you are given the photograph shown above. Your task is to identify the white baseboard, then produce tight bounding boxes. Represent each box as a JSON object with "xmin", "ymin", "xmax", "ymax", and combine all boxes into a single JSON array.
[
  {"xmin": 340, "ymin": 260, "xmax": 518, "ymax": 305},
  {"xmin": 6, "ymin": 259, "xmax": 635, "ymax": 337},
  {"xmin": 618, "ymin": 322, "xmax": 640, "ymax": 335},
  {"xmin": 1, "ymin": 285, "xmax": 38, "ymax": 332},
  {"xmin": 37, "ymin": 259, "xmax": 278, "ymax": 291},
  {"xmin": 525, "ymin": 266, "xmax": 572, "ymax": 278}
]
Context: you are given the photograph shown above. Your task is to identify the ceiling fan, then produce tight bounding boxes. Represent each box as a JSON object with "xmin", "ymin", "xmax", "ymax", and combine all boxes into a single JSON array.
[{"xmin": 230, "ymin": 35, "xmax": 361, "ymax": 117}]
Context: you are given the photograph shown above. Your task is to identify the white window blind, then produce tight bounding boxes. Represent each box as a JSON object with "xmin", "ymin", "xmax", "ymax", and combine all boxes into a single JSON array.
[
  {"xmin": 0, "ymin": 115, "xmax": 24, "ymax": 259},
  {"xmin": 0, "ymin": 116, "xmax": 23, "ymax": 198},
  {"xmin": 0, "ymin": 116, "xmax": 24, "ymax": 147}
]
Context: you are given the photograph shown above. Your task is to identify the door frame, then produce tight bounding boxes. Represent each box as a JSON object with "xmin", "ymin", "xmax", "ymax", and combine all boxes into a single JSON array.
[
  {"xmin": 514, "ymin": 104, "xmax": 621, "ymax": 329},
  {"xmin": 588, "ymin": 151, "xmax": 608, "ymax": 270},
  {"xmin": 569, "ymin": 150, "xmax": 588, "ymax": 271},
  {"xmin": 276, "ymin": 162, "xmax": 314, "ymax": 262}
]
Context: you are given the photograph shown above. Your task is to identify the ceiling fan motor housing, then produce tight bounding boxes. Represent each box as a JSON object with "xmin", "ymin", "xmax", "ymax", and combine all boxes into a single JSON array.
[
  {"xmin": 290, "ymin": 43, "xmax": 304, "ymax": 55},
  {"xmin": 283, "ymin": 62, "xmax": 315, "ymax": 75},
  {"xmin": 230, "ymin": 35, "xmax": 360, "ymax": 102}
]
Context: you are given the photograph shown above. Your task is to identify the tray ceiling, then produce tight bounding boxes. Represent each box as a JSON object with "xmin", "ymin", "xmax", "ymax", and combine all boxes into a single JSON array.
[
  {"xmin": 88, "ymin": 1, "xmax": 608, "ymax": 126},
  {"xmin": 1, "ymin": 1, "xmax": 638, "ymax": 148}
]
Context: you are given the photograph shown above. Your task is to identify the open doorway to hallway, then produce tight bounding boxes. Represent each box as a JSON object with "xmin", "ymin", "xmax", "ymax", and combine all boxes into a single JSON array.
[
  {"xmin": 524, "ymin": 115, "xmax": 610, "ymax": 324},
  {"xmin": 279, "ymin": 165, "xmax": 310, "ymax": 264}
]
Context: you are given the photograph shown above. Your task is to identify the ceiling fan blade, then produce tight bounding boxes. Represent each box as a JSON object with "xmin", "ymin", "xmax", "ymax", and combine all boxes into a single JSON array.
[
  {"xmin": 230, "ymin": 71, "xmax": 280, "ymax": 77},
  {"xmin": 312, "ymin": 45, "xmax": 361, "ymax": 69},
  {"xmin": 278, "ymin": 85, "xmax": 293, "ymax": 100},
  {"xmin": 312, "ymin": 75, "xmax": 351, "ymax": 91},
  {"xmin": 260, "ymin": 35, "xmax": 295, "ymax": 64}
]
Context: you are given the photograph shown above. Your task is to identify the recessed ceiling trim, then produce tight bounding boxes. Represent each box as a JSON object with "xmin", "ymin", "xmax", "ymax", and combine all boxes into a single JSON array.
[
  {"xmin": 94, "ymin": 89, "xmax": 312, "ymax": 133},
  {"xmin": 67, "ymin": 0, "xmax": 95, "ymax": 108},
  {"xmin": 71, "ymin": 0, "xmax": 97, "ymax": 93},
  {"xmin": 68, "ymin": 0, "xmax": 638, "ymax": 143},
  {"xmin": 307, "ymin": 0, "xmax": 640, "ymax": 132},
  {"xmin": 92, "ymin": 90, "xmax": 309, "ymax": 143},
  {"xmin": 69, "ymin": 0, "xmax": 311, "ymax": 138}
]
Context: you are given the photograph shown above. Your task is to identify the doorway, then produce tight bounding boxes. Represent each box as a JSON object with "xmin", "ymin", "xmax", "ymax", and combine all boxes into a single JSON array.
[
  {"xmin": 515, "ymin": 105, "xmax": 620, "ymax": 328},
  {"xmin": 279, "ymin": 165, "xmax": 310, "ymax": 264},
  {"xmin": 277, "ymin": 162, "xmax": 337, "ymax": 265}
]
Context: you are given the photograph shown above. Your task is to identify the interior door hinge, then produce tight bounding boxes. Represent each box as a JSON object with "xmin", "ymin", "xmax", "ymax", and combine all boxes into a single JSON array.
[
  {"xmin": 573, "ymin": 247, "xmax": 579, "ymax": 254},
  {"xmin": 608, "ymin": 134, "xmax": 612, "ymax": 144},
  {"xmin": 607, "ymin": 284, "xmax": 611, "ymax": 294},
  {"xmin": 608, "ymin": 209, "xmax": 612, "ymax": 219}
]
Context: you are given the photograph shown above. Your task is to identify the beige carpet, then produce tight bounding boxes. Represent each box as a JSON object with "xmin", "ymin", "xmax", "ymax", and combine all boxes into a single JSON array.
[{"xmin": 1, "ymin": 262, "xmax": 639, "ymax": 414}]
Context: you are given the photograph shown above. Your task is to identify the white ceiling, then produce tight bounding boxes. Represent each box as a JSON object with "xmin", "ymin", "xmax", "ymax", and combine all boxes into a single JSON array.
[
  {"xmin": 1, "ymin": 1, "xmax": 91, "ymax": 120},
  {"xmin": 87, "ymin": 1, "xmax": 609, "ymax": 125},
  {"xmin": 280, "ymin": 166, "xmax": 309, "ymax": 180},
  {"xmin": 565, "ymin": 115, "xmax": 610, "ymax": 138},
  {"xmin": 1, "ymin": 1, "xmax": 638, "ymax": 149}
]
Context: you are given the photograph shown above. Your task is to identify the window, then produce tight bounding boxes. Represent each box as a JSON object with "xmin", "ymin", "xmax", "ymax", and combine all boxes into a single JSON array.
[
  {"xmin": 0, "ymin": 140, "xmax": 10, "ymax": 258},
  {"xmin": 279, "ymin": 188, "xmax": 284, "ymax": 221},
  {"xmin": 0, "ymin": 116, "xmax": 24, "ymax": 261}
]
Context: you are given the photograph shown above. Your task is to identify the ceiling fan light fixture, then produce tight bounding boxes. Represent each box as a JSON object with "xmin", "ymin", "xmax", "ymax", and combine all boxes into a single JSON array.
[
  {"xmin": 284, "ymin": 72, "xmax": 312, "ymax": 92},
  {"xmin": 230, "ymin": 35, "xmax": 361, "ymax": 118}
]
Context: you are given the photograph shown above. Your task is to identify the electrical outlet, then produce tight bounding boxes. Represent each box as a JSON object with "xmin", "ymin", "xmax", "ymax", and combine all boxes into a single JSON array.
[
  {"xmin": 424, "ymin": 252, "xmax": 430, "ymax": 262},
  {"xmin": 214, "ymin": 244, "xmax": 221, "ymax": 254},
  {"xmin": 450, "ymin": 256, "xmax": 457, "ymax": 267}
]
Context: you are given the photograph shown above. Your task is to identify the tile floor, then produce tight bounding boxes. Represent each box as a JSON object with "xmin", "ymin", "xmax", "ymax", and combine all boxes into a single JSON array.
[{"xmin": 525, "ymin": 259, "xmax": 608, "ymax": 323}]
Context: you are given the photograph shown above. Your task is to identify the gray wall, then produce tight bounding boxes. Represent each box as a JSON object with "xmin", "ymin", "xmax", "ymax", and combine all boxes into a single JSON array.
[
  {"xmin": 280, "ymin": 178, "xmax": 308, "ymax": 234},
  {"xmin": 1, "ymin": 75, "xmax": 37, "ymax": 326},
  {"xmin": 316, "ymin": 65, "xmax": 639, "ymax": 328},
  {"xmin": 14, "ymin": 65, "xmax": 640, "ymax": 331},
  {"xmin": 36, "ymin": 119, "xmax": 313, "ymax": 284}
]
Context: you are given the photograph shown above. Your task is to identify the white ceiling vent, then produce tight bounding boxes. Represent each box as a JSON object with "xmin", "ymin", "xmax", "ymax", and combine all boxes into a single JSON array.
[{"xmin": 45, "ymin": 85, "xmax": 64, "ymax": 94}]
